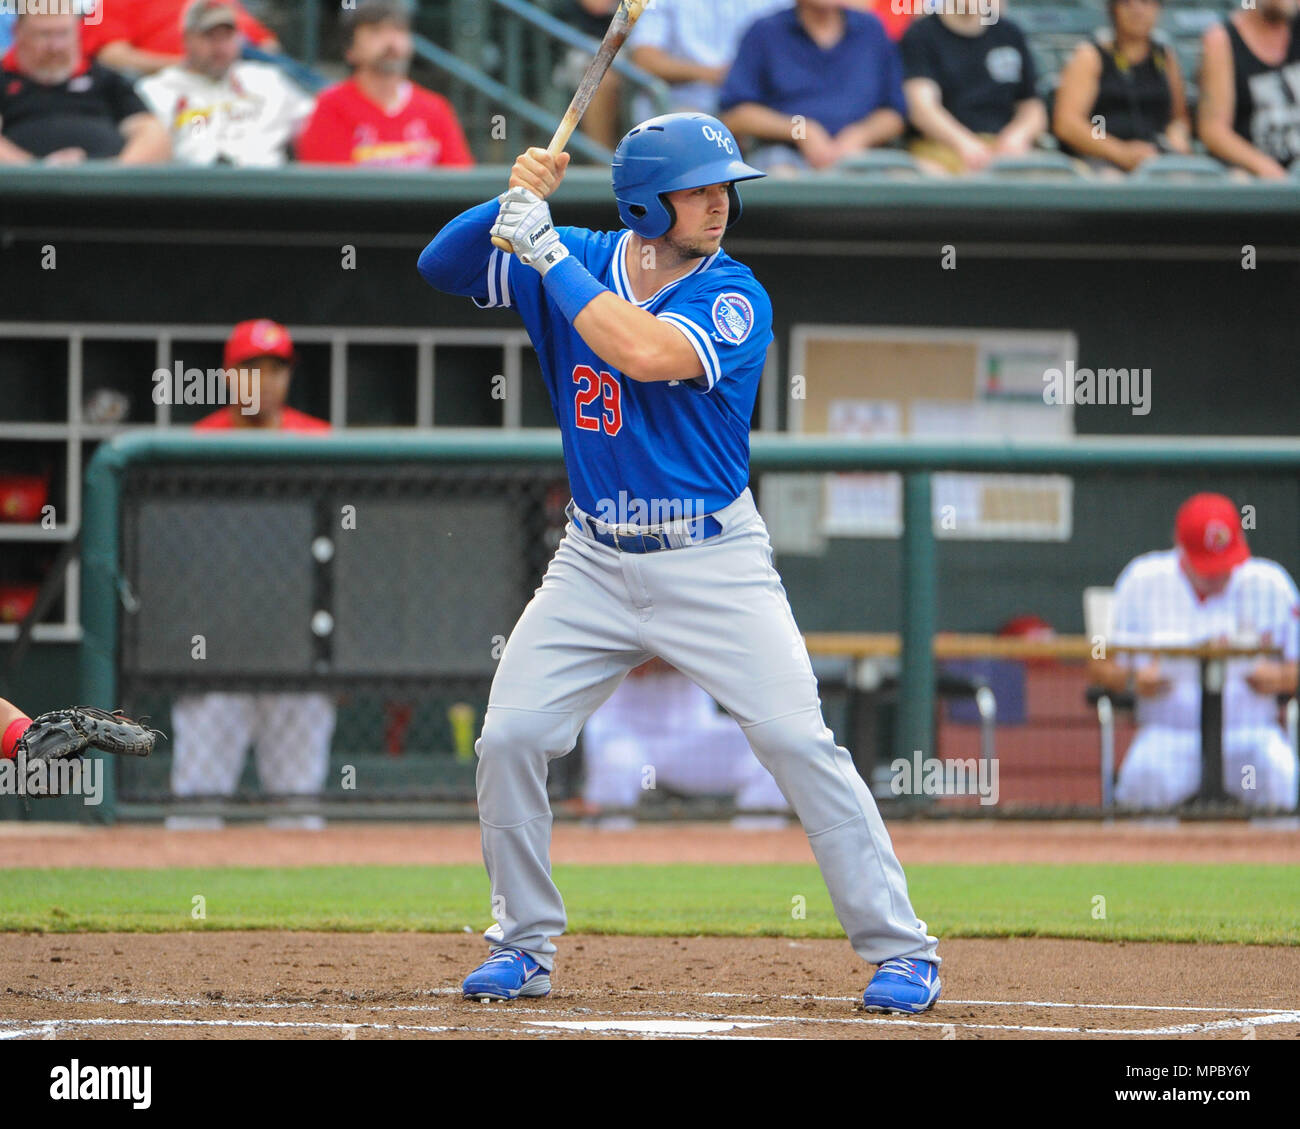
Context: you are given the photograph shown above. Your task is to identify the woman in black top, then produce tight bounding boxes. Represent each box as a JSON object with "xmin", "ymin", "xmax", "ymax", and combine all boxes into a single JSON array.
[
  {"xmin": 1053, "ymin": 0, "xmax": 1191, "ymax": 172},
  {"xmin": 1199, "ymin": 0, "xmax": 1300, "ymax": 178}
]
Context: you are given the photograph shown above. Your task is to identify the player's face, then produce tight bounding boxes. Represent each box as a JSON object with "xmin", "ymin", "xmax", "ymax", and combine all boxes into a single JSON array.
[
  {"xmin": 348, "ymin": 20, "xmax": 414, "ymax": 76},
  {"xmin": 187, "ymin": 24, "xmax": 243, "ymax": 80},
  {"xmin": 14, "ymin": 13, "xmax": 80, "ymax": 84},
  {"xmin": 1111, "ymin": 0, "xmax": 1161, "ymax": 39},
  {"xmin": 1178, "ymin": 550, "xmax": 1233, "ymax": 598},
  {"xmin": 663, "ymin": 183, "xmax": 731, "ymax": 260},
  {"xmin": 239, "ymin": 356, "xmax": 291, "ymax": 419}
]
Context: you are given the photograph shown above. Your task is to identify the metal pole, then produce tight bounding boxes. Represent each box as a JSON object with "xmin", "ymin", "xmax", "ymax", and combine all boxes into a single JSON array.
[
  {"xmin": 302, "ymin": 0, "xmax": 320, "ymax": 69},
  {"xmin": 79, "ymin": 442, "xmax": 124, "ymax": 824},
  {"xmin": 898, "ymin": 472, "xmax": 935, "ymax": 787}
]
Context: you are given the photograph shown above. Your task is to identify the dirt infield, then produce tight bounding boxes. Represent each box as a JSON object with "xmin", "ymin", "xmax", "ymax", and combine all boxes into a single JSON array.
[
  {"xmin": 2, "ymin": 818, "xmax": 1299, "ymax": 868},
  {"xmin": 1, "ymin": 933, "xmax": 1296, "ymax": 1040},
  {"xmin": 1, "ymin": 820, "xmax": 1297, "ymax": 1040}
]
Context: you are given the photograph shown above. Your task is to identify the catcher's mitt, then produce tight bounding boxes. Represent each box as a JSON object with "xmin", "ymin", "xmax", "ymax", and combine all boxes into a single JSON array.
[{"xmin": 15, "ymin": 706, "xmax": 160, "ymax": 765}]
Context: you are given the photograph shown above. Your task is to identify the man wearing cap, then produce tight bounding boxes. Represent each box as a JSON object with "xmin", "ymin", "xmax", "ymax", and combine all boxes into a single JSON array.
[
  {"xmin": 137, "ymin": 1, "xmax": 314, "ymax": 168},
  {"xmin": 83, "ymin": 0, "xmax": 279, "ymax": 77},
  {"xmin": 170, "ymin": 320, "xmax": 333, "ymax": 830},
  {"xmin": 1089, "ymin": 493, "xmax": 1300, "ymax": 810},
  {"xmin": 194, "ymin": 319, "xmax": 328, "ymax": 430}
]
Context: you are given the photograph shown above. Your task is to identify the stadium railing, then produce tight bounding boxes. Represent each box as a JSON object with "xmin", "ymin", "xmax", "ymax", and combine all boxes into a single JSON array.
[{"xmin": 79, "ymin": 433, "xmax": 1300, "ymax": 823}]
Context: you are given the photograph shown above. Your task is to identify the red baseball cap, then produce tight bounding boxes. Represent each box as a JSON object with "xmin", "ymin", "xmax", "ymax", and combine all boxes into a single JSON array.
[
  {"xmin": 224, "ymin": 319, "xmax": 295, "ymax": 369},
  {"xmin": 1175, "ymin": 493, "xmax": 1249, "ymax": 577}
]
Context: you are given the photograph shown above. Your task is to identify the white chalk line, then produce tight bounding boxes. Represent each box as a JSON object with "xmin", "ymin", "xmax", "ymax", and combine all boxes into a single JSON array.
[
  {"xmin": 0, "ymin": 1017, "xmax": 772, "ymax": 1042},
  {"xmin": 2, "ymin": 990, "xmax": 1297, "ymax": 1039},
  {"xmin": 9, "ymin": 987, "xmax": 1292, "ymax": 1016}
]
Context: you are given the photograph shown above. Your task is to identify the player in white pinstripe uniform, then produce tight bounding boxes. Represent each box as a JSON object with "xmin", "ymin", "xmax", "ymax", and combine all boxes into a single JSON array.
[{"xmin": 1090, "ymin": 493, "xmax": 1300, "ymax": 810}]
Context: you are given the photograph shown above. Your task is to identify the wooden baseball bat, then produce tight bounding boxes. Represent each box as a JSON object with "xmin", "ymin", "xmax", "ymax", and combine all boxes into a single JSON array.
[{"xmin": 491, "ymin": 0, "xmax": 649, "ymax": 253}]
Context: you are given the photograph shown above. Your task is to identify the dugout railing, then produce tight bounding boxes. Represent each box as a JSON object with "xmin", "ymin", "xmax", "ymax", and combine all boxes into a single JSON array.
[{"xmin": 80, "ymin": 433, "xmax": 1300, "ymax": 823}]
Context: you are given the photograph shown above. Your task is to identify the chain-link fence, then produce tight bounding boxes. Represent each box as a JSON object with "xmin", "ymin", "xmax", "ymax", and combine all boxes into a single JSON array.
[{"xmin": 83, "ymin": 435, "xmax": 1300, "ymax": 821}]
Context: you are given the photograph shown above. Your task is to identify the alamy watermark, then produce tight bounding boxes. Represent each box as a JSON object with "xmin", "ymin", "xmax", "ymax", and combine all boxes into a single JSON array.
[
  {"xmin": 1042, "ymin": 362, "xmax": 1151, "ymax": 416},
  {"xmin": 591, "ymin": 492, "xmax": 707, "ymax": 529},
  {"xmin": 891, "ymin": 0, "xmax": 1000, "ymax": 27},
  {"xmin": 890, "ymin": 751, "xmax": 1000, "ymax": 806},
  {"xmin": 1, "ymin": 0, "xmax": 102, "ymax": 24},
  {"xmin": 0, "ymin": 750, "xmax": 103, "ymax": 805},
  {"xmin": 152, "ymin": 363, "xmax": 261, "ymax": 415}
]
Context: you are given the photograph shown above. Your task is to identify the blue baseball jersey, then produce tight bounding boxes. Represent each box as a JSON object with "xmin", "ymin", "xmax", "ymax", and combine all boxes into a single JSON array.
[{"xmin": 444, "ymin": 216, "xmax": 773, "ymax": 518}]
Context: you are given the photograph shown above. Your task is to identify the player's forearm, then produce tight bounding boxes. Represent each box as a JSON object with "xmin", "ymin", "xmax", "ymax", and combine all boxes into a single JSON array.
[
  {"xmin": 999, "ymin": 100, "xmax": 1047, "ymax": 148},
  {"xmin": 0, "ymin": 134, "xmax": 36, "ymax": 164},
  {"xmin": 572, "ymin": 292, "xmax": 703, "ymax": 383},
  {"xmin": 631, "ymin": 46, "xmax": 722, "ymax": 86},
  {"xmin": 720, "ymin": 102, "xmax": 805, "ymax": 145},
  {"xmin": 117, "ymin": 115, "xmax": 171, "ymax": 164},
  {"xmin": 417, "ymin": 200, "xmax": 501, "ymax": 295},
  {"xmin": 908, "ymin": 98, "xmax": 980, "ymax": 151},
  {"xmin": 838, "ymin": 108, "xmax": 905, "ymax": 151},
  {"xmin": 1088, "ymin": 658, "xmax": 1131, "ymax": 694},
  {"xmin": 1199, "ymin": 120, "xmax": 1281, "ymax": 177}
]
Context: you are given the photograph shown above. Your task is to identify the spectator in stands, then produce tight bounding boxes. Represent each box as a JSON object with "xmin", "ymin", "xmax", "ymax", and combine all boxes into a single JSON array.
[
  {"xmin": 629, "ymin": 0, "xmax": 787, "ymax": 119},
  {"xmin": 900, "ymin": 6, "xmax": 1046, "ymax": 175},
  {"xmin": 1198, "ymin": 0, "xmax": 1300, "ymax": 178},
  {"xmin": 137, "ymin": 1, "xmax": 313, "ymax": 168},
  {"xmin": 296, "ymin": 0, "xmax": 473, "ymax": 168},
  {"xmin": 579, "ymin": 660, "xmax": 791, "ymax": 830},
  {"xmin": 558, "ymin": 0, "xmax": 623, "ymax": 150},
  {"xmin": 1053, "ymin": 0, "xmax": 1192, "ymax": 173},
  {"xmin": 0, "ymin": 10, "xmax": 170, "ymax": 165},
  {"xmin": 1088, "ymin": 493, "xmax": 1300, "ymax": 810},
  {"xmin": 719, "ymin": 0, "xmax": 906, "ymax": 174},
  {"xmin": 82, "ymin": 0, "xmax": 279, "ymax": 78},
  {"xmin": 170, "ymin": 319, "xmax": 335, "ymax": 831}
]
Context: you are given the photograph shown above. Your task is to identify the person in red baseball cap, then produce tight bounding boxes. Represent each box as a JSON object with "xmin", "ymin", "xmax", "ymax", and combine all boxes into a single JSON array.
[
  {"xmin": 1175, "ymin": 492, "xmax": 1251, "ymax": 597},
  {"xmin": 1088, "ymin": 491, "xmax": 1299, "ymax": 810},
  {"xmin": 176, "ymin": 319, "xmax": 333, "ymax": 830},
  {"xmin": 195, "ymin": 319, "xmax": 328, "ymax": 431}
]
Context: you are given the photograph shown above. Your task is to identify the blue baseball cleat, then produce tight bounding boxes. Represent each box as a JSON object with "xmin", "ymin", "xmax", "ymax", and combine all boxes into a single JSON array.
[
  {"xmin": 462, "ymin": 948, "xmax": 552, "ymax": 1001},
  {"xmin": 861, "ymin": 957, "xmax": 941, "ymax": 1014}
]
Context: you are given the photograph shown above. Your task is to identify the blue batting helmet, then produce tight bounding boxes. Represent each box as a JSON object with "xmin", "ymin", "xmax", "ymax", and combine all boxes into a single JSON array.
[{"xmin": 612, "ymin": 113, "xmax": 765, "ymax": 240}]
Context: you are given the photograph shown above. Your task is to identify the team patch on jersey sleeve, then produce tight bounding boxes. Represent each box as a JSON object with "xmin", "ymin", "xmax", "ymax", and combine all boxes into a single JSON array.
[{"xmin": 712, "ymin": 292, "xmax": 755, "ymax": 345}]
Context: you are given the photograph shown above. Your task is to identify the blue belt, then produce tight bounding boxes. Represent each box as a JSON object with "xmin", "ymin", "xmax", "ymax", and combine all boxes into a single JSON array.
[{"xmin": 567, "ymin": 502, "xmax": 724, "ymax": 554}]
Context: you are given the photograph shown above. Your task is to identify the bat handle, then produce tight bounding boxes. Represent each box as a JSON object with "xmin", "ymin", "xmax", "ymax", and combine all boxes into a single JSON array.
[{"xmin": 491, "ymin": 235, "xmax": 514, "ymax": 254}]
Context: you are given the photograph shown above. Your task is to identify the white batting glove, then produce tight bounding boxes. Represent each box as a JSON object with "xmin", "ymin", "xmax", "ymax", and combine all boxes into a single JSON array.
[{"xmin": 492, "ymin": 186, "xmax": 569, "ymax": 276}]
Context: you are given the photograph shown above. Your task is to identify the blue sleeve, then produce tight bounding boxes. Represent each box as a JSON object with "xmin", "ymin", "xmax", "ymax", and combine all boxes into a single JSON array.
[
  {"xmin": 417, "ymin": 199, "xmax": 517, "ymax": 310},
  {"xmin": 717, "ymin": 24, "xmax": 767, "ymax": 113},
  {"xmin": 656, "ymin": 274, "xmax": 773, "ymax": 394}
]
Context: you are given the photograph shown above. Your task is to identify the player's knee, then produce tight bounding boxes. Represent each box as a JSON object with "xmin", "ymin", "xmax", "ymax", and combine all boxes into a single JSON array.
[
  {"xmin": 743, "ymin": 711, "xmax": 831, "ymax": 772},
  {"xmin": 476, "ymin": 706, "xmax": 573, "ymax": 767}
]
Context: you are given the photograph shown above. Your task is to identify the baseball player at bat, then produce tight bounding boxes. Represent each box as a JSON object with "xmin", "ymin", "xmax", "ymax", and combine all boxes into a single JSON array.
[{"xmin": 417, "ymin": 113, "xmax": 941, "ymax": 1013}]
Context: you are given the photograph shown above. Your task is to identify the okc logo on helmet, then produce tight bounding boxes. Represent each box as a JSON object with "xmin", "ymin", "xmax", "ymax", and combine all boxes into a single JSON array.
[
  {"xmin": 1204, "ymin": 520, "xmax": 1234, "ymax": 554},
  {"xmin": 713, "ymin": 293, "xmax": 754, "ymax": 344},
  {"xmin": 701, "ymin": 124, "xmax": 734, "ymax": 154}
]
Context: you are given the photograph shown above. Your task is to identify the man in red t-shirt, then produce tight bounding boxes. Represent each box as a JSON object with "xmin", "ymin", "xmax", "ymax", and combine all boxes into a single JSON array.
[
  {"xmin": 296, "ymin": 0, "xmax": 473, "ymax": 169},
  {"xmin": 195, "ymin": 318, "xmax": 329, "ymax": 431},
  {"xmin": 84, "ymin": 0, "xmax": 279, "ymax": 77}
]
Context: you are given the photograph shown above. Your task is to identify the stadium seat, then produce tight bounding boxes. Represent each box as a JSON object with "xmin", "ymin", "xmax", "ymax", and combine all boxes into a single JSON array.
[
  {"xmin": 980, "ymin": 152, "xmax": 1086, "ymax": 179},
  {"xmin": 836, "ymin": 149, "xmax": 924, "ymax": 178},
  {"xmin": 1131, "ymin": 154, "xmax": 1229, "ymax": 180}
]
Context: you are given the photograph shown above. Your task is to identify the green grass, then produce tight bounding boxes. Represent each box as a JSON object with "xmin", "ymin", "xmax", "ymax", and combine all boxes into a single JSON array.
[{"xmin": 0, "ymin": 864, "xmax": 1294, "ymax": 944}]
